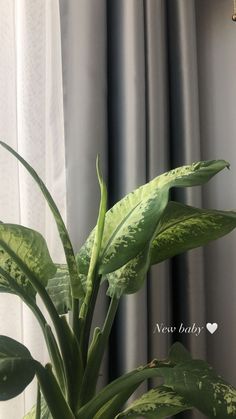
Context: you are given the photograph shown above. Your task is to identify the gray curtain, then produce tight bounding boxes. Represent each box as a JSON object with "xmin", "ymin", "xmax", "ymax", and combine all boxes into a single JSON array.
[{"xmin": 59, "ymin": 1, "xmax": 236, "ymax": 418}]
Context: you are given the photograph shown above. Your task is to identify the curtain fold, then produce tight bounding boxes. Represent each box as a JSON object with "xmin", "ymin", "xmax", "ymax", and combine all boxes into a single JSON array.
[
  {"xmin": 60, "ymin": 0, "xmax": 205, "ymax": 417},
  {"xmin": 107, "ymin": 1, "xmax": 148, "ymax": 392},
  {"xmin": 60, "ymin": 1, "xmax": 236, "ymax": 419},
  {"xmin": 167, "ymin": 0, "xmax": 206, "ymax": 362}
]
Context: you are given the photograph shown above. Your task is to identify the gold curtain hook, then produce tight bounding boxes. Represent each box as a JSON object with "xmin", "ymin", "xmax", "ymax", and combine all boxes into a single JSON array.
[{"xmin": 232, "ymin": 0, "xmax": 236, "ymax": 21}]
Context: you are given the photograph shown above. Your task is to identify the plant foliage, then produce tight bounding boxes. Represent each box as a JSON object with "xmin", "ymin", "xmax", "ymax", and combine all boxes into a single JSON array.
[{"xmin": 0, "ymin": 141, "xmax": 235, "ymax": 418}]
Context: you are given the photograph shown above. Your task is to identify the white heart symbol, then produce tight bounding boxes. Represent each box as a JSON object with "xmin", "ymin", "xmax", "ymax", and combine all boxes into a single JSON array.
[{"xmin": 206, "ymin": 323, "xmax": 218, "ymax": 334}]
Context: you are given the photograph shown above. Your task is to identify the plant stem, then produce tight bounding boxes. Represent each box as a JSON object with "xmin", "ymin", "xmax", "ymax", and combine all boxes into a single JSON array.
[
  {"xmin": 72, "ymin": 297, "xmax": 80, "ymax": 339},
  {"xmin": 36, "ymin": 382, "xmax": 41, "ymax": 419},
  {"xmin": 76, "ymin": 365, "xmax": 165, "ymax": 419},
  {"xmin": 79, "ymin": 296, "xmax": 119, "ymax": 405},
  {"xmin": 36, "ymin": 363, "xmax": 75, "ymax": 419},
  {"xmin": 79, "ymin": 272, "xmax": 101, "ymax": 365},
  {"xmin": 0, "ymin": 243, "xmax": 75, "ymax": 405},
  {"xmin": 0, "ymin": 141, "xmax": 84, "ymax": 300},
  {"xmin": 93, "ymin": 384, "xmax": 140, "ymax": 419},
  {"xmin": 0, "ymin": 267, "xmax": 66, "ymax": 391}
]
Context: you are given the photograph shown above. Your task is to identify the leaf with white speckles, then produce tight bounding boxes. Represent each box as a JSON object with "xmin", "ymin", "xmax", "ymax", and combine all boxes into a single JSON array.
[
  {"xmin": 0, "ymin": 224, "xmax": 56, "ymax": 298},
  {"xmin": 0, "ymin": 141, "xmax": 83, "ymax": 299},
  {"xmin": 116, "ymin": 385, "xmax": 192, "ymax": 418},
  {"xmin": 160, "ymin": 360, "xmax": 236, "ymax": 418},
  {"xmin": 104, "ymin": 242, "xmax": 151, "ymax": 298},
  {"xmin": 46, "ymin": 264, "xmax": 72, "ymax": 314},
  {"xmin": 150, "ymin": 201, "xmax": 236, "ymax": 265},
  {"xmin": 77, "ymin": 160, "xmax": 229, "ymax": 294}
]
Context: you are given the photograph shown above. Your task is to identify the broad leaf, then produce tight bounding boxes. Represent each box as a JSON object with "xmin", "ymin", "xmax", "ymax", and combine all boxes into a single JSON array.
[
  {"xmin": 0, "ymin": 224, "xmax": 56, "ymax": 297},
  {"xmin": 151, "ymin": 201, "xmax": 236, "ymax": 265},
  {"xmin": 46, "ymin": 264, "xmax": 72, "ymax": 314},
  {"xmin": 116, "ymin": 385, "xmax": 192, "ymax": 418},
  {"xmin": 104, "ymin": 242, "xmax": 151, "ymax": 298},
  {"xmin": 161, "ymin": 360, "xmax": 236, "ymax": 418},
  {"xmin": 0, "ymin": 141, "xmax": 83, "ymax": 299},
  {"xmin": 77, "ymin": 160, "xmax": 229, "ymax": 283},
  {"xmin": 0, "ymin": 335, "xmax": 36, "ymax": 400},
  {"xmin": 77, "ymin": 343, "xmax": 236, "ymax": 419}
]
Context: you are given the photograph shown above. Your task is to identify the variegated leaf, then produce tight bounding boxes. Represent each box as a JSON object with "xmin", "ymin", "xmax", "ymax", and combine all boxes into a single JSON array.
[
  {"xmin": 46, "ymin": 264, "xmax": 72, "ymax": 314},
  {"xmin": 104, "ymin": 243, "xmax": 151, "ymax": 298},
  {"xmin": 0, "ymin": 224, "xmax": 56, "ymax": 297},
  {"xmin": 151, "ymin": 202, "xmax": 236, "ymax": 265},
  {"xmin": 0, "ymin": 141, "xmax": 83, "ymax": 299},
  {"xmin": 160, "ymin": 360, "xmax": 236, "ymax": 418},
  {"xmin": 77, "ymin": 160, "xmax": 229, "ymax": 294},
  {"xmin": 116, "ymin": 385, "xmax": 192, "ymax": 418}
]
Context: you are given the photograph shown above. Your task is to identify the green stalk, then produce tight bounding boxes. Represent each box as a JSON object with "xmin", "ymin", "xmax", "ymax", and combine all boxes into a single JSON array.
[
  {"xmin": 44, "ymin": 325, "xmax": 66, "ymax": 392},
  {"xmin": 60, "ymin": 315, "xmax": 84, "ymax": 411},
  {"xmin": 79, "ymin": 272, "xmax": 101, "ymax": 364},
  {"xmin": 79, "ymin": 296, "xmax": 119, "ymax": 405},
  {"xmin": 0, "ymin": 267, "xmax": 66, "ymax": 393},
  {"xmin": 76, "ymin": 364, "xmax": 166, "ymax": 419},
  {"xmin": 93, "ymin": 384, "xmax": 140, "ymax": 419},
  {"xmin": 35, "ymin": 382, "xmax": 41, "ymax": 419},
  {"xmin": 79, "ymin": 157, "xmax": 107, "ymax": 363},
  {"xmin": 0, "ymin": 246, "xmax": 73, "ymax": 405},
  {"xmin": 0, "ymin": 141, "xmax": 84, "ymax": 300},
  {"xmin": 72, "ymin": 297, "xmax": 80, "ymax": 340},
  {"xmin": 35, "ymin": 363, "xmax": 75, "ymax": 419}
]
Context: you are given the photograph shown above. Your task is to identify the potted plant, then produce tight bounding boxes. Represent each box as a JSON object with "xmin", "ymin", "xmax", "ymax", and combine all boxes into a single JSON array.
[{"xmin": 0, "ymin": 140, "xmax": 235, "ymax": 418}]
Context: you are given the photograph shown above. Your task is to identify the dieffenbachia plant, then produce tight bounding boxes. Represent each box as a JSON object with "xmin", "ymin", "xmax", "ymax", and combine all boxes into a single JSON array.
[{"xmin": 0, "ymin": 141, "xmax": 236, "ymax": 419}]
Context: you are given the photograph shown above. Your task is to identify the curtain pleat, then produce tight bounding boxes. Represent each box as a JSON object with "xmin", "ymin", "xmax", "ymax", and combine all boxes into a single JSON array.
[
  {"xmin": 144, "ymin": 0, "xmax": 171, "ymax": 363},
  {"xmin": 107, "ymin": 1, "xmax": 148, "ymax": 395},
  {"xmin": 59, "ymin": 2, "xmax": 235, "ymax": 419},
  {"xmin": 196, "ymin": 0, "xmax": 236, "ymax": 389},
  {"xmin": 167, "ymin": 0, "xmax": 206, "ymax": 364},
  {"xmin": 59, "ymin": 0, "xmax": 108, "ymax": 388}
]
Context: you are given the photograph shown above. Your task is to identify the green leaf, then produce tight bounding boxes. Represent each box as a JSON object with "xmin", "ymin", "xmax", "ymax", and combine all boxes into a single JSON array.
[
  {"xmin": 0, "ymin": 224, "xmax": 56, "ymax": 297},
  {"xmin": 104, "ymin": 242, "xmax": 151, "ymax": 298},
  {"xmin": 0, "ymin": 141, "xmax": 83, "ymax": 299},
  {"xmin": 151, "ymin": 201, "xmax": 236, "ymax": 265},
  {"xmin": 46, "ymin": 264, "xmax": 72, "ymax": 315},
  {"xmin": 116, "ymin": 385, "xmax": 192, "ymax": 418},
  {"xmin": 77, "ymin": 160, "xmax": 229, "ymax": 282},
  {"xmin": 35, "ymin": 364, "xmax": 75, "ymax": 419},
  {"xmin": 0, "ymin": 335, "xmax": 36, "ymax": 400},
  {"xmin": 161, "ymin": 360, "xmax": 236, "ymax": 418}
]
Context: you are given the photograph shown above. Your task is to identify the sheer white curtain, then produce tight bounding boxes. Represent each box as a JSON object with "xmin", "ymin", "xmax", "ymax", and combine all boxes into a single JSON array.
[{"xmin": 0, "ymin": 0, "xmax": 66, "ymax": 417}]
